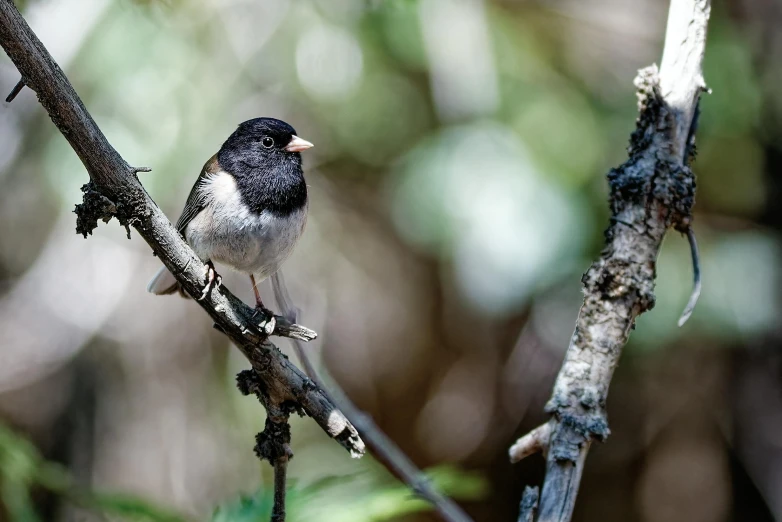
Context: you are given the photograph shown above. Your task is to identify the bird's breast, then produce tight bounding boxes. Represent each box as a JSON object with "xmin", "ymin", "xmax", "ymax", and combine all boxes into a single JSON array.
[{"xmin": 185, "ymin": 170, "xmax": 307, "ymax": 278}]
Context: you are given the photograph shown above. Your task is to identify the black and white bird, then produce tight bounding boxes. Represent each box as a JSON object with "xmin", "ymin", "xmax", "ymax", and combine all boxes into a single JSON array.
[{"xmin": 147, "ymin": 117, "xmax": 313, "ymax": 321}]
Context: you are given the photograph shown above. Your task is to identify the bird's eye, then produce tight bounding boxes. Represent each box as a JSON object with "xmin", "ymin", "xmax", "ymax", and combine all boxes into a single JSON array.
[{"xmin": 261, "ymin": 137, "xmax": 274, "ymax": 148}]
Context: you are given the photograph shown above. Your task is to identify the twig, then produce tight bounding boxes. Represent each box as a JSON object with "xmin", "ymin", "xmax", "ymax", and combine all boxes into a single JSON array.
[
  {"xmin": 509, "ymin": 422, "xmax": 551, "ymax": 463},
  {"xmin": 509, "ymin": 1, "xmax": 711, "ymax": 521},
  {"xmin": 273, "ymin": 315, "xmax": 317, "ymax": 342},
  {"xmin": 271, "ymin": 272, "xmax": 474, "ymax": 522},
  {"xmin": 677, "ymin": 226, "xmax": 701, "ymax": 326},
  {"xmin": 518, "ymin": 487, "xmax": 539, "ymax": 522},
  {"xmin": 271, "ymin": 450, "xmax": 289, "ymax": 522},
  {"xmin": 0, "ymin": 0, "xmax": 364, "ymax": 459},
  {"xmin": 4, "ymin": 76, "xmax": 23, "ymax": 102}
]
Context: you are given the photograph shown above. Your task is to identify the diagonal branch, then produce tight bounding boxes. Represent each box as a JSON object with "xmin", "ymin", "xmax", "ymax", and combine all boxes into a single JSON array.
[
  {"xmin": 508, "ymin": 1, "xmax": 711, "ymax": 521},
  {"xmin": 0, "ymin": 0, "xmax": 364, "ymax": 459}
]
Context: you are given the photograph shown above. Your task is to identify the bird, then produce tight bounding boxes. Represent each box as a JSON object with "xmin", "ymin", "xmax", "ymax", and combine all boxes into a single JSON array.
[{"xmin": 147, "ymin": 117, "xmax": 313, "ymax": 327}]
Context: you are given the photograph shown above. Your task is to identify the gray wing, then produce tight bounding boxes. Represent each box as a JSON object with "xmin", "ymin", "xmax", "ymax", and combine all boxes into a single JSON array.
[{"xmin": 175, "ymin": 155, "xmax": 218, "ymax": 236}]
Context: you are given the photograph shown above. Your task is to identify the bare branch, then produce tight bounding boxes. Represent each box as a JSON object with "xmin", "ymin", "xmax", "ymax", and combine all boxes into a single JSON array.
[
  {"xmin": 511, "ymin": 1, "xmax": 712, "ymax": 520},
  {"xmin": 273, "ymin": 315, "xmax": 317, "ymax": 342},
  {"xmin": 0, "ymin": 0, "xmax": 364, "ymax": 459},
  {"xmin": 509, "ymin": 422, "xmax": 551, "ymax": 463},
  {"xmin": 271, "ymin": 272, "xmax": 474, "ymax": 522}
]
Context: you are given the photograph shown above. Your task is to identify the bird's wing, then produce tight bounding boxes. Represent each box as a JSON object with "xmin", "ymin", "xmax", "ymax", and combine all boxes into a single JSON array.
[{"xmin": 175, "ymin": 155, "xmax": 219, "ymax": 236}]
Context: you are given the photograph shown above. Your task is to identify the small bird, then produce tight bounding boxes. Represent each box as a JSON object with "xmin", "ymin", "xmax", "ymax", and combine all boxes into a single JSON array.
[{"xmin": 147, "ymin": 117, "xmax": 313, "ymax": 325}]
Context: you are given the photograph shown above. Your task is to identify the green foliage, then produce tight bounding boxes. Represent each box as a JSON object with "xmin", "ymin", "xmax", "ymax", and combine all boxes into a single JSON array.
[
  {"xmin": 212, "ymin": 465, "xmax": 488, "ymax": 522},
  {"xmin": 1, "ymin": 421, "xmax": 485, "ymax": 522},
  {"xmin": 0, "ymin": 423, "xmax": 187, "ymax": 522},
  {"xmin": 211, "ymin": 490, "xmax": 275, "ymax": 522}
]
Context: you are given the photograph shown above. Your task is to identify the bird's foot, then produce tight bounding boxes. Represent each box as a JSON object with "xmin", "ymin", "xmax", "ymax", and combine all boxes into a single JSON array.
[
  {"xmin": 198, "ymin": 262, "xmax": 222, "ymax": 301},
  {"xmin": 253, "ymin": 305, "xmax": 277, "ymax": 335}
]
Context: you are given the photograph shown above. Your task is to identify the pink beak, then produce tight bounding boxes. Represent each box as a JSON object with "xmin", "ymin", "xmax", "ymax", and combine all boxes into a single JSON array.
[{"xmin": 285, "ymin": 135, "xmax": 314, "ymax": 153}]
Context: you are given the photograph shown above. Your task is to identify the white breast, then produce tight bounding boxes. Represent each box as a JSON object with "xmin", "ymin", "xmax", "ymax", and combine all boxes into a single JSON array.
[{"xmin": 185, "ymin": 170, "xmax": 307, "ymax": 280}]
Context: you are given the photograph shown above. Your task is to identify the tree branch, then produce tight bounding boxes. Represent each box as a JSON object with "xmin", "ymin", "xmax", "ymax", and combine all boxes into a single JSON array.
[
  {"xmin": 509, "ymin": 1, "xmax": 711, "ymax": 520},
  {"xmin": 0, "ymin": 0, "xmax": 364, "ymax": 460},
  {"xmin": 271, "ymin": 273, "xmax": 474, "ymax": 522},
  {"xmin": 509, "ymin": 422, "xmax": 551, "ymax": 464}
]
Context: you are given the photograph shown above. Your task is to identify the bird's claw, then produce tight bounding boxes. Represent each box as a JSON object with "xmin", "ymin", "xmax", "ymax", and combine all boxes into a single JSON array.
[
  {"xmin": 198, "ymin": 263, "xmax": 222, "ymax": 301},
  {"xmin": 253, "ymin": 306, "xmax": 276, "ymax": 335}
]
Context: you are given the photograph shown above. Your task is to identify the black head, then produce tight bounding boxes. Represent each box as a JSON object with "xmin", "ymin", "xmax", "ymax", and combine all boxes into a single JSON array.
[
  {"xmin": 217, "ymin": 117, "xmax": 312, "ymax": 215},
  {"xmin": 218, "ymin": 118, "xmax": 305, "ymax": 170}
]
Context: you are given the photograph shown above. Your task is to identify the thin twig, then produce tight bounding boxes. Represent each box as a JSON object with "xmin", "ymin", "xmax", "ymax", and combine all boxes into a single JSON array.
[
  {"xmin": 0, "ymin": 0, "xmax": 364, "ymax": 460},
  {"xmin": 273, "ymin": 315, "xmax": 317, "ymax": 342},
  {"xmin": 271, "ymin": 449, "xmax": 290, "ymax": 522},
  {"xmin": 509, "ymin": 422, "xmax": 552, "ymax": 463},
  {"xmin": 678, "ymin": 226, "xmax": 702, "ymax": 327},
  {"xmin": 271, "ymin": 272, "xmax": 474, "ymax": 522},
  {"xmin": 4, "ymin": 77, "xmax": 23, "ymax": 102}
]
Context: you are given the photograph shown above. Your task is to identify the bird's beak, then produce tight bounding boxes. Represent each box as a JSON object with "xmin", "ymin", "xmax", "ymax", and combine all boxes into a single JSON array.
[{"xmin": 285, "ymin": 135, "xmax": 314, "ymax": 152}]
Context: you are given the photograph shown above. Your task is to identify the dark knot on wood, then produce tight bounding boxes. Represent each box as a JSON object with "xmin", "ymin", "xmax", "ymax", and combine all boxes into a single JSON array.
[
  {"xmin": 74, "ymin": 182, "xmax": 136, "ymax": 239},
  {"xmin": 255, "ymin": 417, "xmax": 293, "ymax": 465},
  {"xmin": 74, "ymin": 182, "xmax": 117, "ymax": 238}
]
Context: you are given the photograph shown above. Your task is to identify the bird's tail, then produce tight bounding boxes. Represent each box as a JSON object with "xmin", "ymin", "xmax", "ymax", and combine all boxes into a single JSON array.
[{"xmin": 146, "ymin": 265, "xmax": 181, "ymax": 295}]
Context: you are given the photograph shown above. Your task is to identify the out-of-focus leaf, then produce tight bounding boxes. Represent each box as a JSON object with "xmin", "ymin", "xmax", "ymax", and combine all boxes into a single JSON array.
[
  {"xmin": 390, "ymin": 122, "xmax": 592, "ymax": 314},
  {"xmin": 211, "ymin": 491, "xmax": 274, "ymax": 522},
  {"xmin": 81, "ymin": 492, "xmax": 187, "ymax": 521},
  {"xmin": 701, "ymin": 21, "xmax": 762, "ymax": 137},
  {"xmin": 376, "ymin": 0, "xmax": 428, "ymax": 70},
  {"xmin": 0, "ymin": 423, "xmax": 187, "ymax": 522},
  {"xmin": 214, "ymin": 464, "xmax": 488, "ymax": 522},
  {"xmin": 0, "ymin": 425, "xmax": 42, "ymax": 522}
]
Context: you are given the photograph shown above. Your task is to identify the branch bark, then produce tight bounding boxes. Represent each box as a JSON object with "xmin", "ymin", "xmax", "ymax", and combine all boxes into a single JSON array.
[
  {"xmin": 518, "ymin": 487, "xmax": 539, "ymax": 522},
  {"xmin": 271, "ymin": 453, "xmax": 289, "ymax": 522},
  {"xmin": 0, "ymin": 0, "xmax": 364, "ymax": 461},
  {"xmin": 509, "ymin": 1, "xmax": 711, "ymax": 520}
]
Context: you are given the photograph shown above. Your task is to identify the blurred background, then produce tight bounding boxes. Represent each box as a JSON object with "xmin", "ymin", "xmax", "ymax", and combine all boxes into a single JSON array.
[{"xmin": 0, "ymin": 0, "xmax": 780, "ymax": 520}]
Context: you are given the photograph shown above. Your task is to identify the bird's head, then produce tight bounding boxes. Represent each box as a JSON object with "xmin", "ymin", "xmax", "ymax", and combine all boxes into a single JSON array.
[{"xmin": 218, "ymin": 117, "xmax": 313, "ymax": 175}]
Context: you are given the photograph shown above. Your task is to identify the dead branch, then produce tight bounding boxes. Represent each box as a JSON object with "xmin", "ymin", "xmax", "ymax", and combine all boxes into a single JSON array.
[
  {"xmin": 0, "ymin": 0, "xmax": 364, "ymax": 463},
  {"xmin": 509, "ymin": 422, "xmax": 551, "ymax": 463},
  {"xmin": 509, "ymin": 1, "xmax": 711, "ymax": 520}
]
